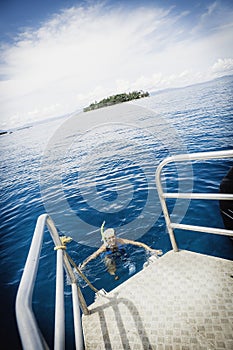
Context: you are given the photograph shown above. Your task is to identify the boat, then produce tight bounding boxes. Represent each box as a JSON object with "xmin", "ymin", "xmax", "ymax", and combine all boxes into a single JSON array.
[{"xmin": 15, "ymin": 149, "xmax": 233, "ymax": 349}]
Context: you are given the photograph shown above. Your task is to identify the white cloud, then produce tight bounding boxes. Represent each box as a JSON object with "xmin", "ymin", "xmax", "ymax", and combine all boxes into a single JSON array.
[
  {"xmin": 0, "ymin": 1, "xmax": 233, "ymax": 129},
  {"xmin": 211, "ymin": 58, "xmax": 233, "ymax": 75}
]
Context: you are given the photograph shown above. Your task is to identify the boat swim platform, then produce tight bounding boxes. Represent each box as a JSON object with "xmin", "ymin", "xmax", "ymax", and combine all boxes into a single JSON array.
[{"xmin": 82, "ymin": 250, "xmax": 233, "ymax": 350}]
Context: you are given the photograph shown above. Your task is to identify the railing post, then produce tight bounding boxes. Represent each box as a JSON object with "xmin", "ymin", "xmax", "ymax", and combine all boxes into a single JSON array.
[
  {"xmin": 71, "ymin": 284, "xmax": 84, "ymax": 350},
  {"xmin": 15, "ymin": 214, "xmax": 50, "ymax": 350},
  {"xmin": 54, "ymin": 248, "xmax": 65, "ymax": 350},
  {"xmin": 155, "ymin": 150, "xmax": 233, "ymax": 250},
  {"xmin": 16, "ymin": 214, "xmax": 89, "ymax": 350},
  {"xmin": 46, "ymin": 216, "xmax": 89, "ymax": 344},
  {"xmin": 155, "ymin": 159, "xmax": 179, "ymax": 252}
]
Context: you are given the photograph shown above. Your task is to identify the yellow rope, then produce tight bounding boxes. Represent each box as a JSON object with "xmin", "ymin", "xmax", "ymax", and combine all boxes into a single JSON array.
[
  {"xmin": 54, "ymin": 236, "xmax": 72, "ymax": 250},
  {"xmin": 61, "ymin": 236, "xmax": 73, "ymax": 245},
  {"xmin": 54, "ymin": 235, "xmax": 99, "ymax": 293},
  {"xmin": 54, "ymin": 245, "xmax": 66, "ymax": 251}
]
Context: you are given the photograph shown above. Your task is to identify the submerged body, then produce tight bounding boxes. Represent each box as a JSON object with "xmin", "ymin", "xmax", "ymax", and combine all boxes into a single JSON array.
[{"xmin": 80, "ymin": 225, "xmax": 162, "ymax": 279}]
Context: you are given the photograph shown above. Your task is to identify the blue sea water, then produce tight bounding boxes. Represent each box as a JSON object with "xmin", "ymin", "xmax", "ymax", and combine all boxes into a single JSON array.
[{"xmin": 1, "ymin": 75, "xmax": 233, "ymax": 349}]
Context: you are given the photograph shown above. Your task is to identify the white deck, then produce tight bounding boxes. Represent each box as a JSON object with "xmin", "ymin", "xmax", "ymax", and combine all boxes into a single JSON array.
[{"xmin": 82, "ymin": 250, "xmax": 233, "ymax": 350}]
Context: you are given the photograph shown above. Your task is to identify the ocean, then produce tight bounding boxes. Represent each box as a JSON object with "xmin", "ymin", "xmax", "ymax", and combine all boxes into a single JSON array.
[{"xmin": 1, "ymin": 75, "xmax": 233, "ymax": 349}]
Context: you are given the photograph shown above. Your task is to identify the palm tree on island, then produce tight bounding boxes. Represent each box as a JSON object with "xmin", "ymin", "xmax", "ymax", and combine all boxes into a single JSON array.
[{"xmin": 83, "ymin": 90, "xmax": 149, "ymax": 112}]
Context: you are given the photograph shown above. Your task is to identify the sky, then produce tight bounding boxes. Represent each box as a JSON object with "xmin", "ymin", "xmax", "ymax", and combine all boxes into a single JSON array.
[{"xmin": 0, "ymin": 0, "xmax": 233, "ymax": 129}]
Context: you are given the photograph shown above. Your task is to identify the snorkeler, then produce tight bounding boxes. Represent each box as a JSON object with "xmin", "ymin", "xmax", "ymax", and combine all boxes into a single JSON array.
[{"xmin": 80, "ymin": 221, "xmax": 163, "ymax": 280}]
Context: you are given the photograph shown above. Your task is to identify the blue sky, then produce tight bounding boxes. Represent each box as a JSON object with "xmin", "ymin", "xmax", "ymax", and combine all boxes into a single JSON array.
[{"xmin": 0, "ymin": 0, "xmax": 233, "ymax": 128}]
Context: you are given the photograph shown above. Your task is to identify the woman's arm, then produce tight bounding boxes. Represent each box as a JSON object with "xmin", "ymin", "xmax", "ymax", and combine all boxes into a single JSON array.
[
  {"xmin": 80, "ymin": 244, "xmax": 106, "ymax": 268},
  {"xmin": 117, "ymin": 238, "xmax": 162, "ymax": 255}
]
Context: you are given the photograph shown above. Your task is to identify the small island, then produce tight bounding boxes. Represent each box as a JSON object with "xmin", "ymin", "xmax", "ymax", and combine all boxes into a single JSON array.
[
  {"xmin": 0, "ymin": 130, "xmax": 8, "ymax": 136},
  {"xmin": 83, "ymin": 90, "xmax": 149, "ymax": 112}
]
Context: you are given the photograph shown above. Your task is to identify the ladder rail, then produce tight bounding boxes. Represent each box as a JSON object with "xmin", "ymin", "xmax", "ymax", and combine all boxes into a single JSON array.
[{"xmin": 15, "ymin": 214, "xmax": 86, "ymax": 350}]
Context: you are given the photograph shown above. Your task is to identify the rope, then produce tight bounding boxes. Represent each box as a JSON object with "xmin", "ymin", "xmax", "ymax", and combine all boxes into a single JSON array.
[
  {"xmin": 54, "ymin": 236, "xmax": 72, "ymax": 250},
  {"xmin": 54, "ymin": 245, "xmax": 66, "ymax": 251},
  {"xmin": 54, "ymin": 235, "xmax": 99, "ymax": 294},
  {"xmin": 66, "ymin": 253, "xmax": 99, "ymax": 293},
  {"xmin": 60, "ymin": 236, "xmax": 73, "ymax": 245}
]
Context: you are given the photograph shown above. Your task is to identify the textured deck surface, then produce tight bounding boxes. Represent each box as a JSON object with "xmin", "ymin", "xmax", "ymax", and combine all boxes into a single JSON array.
[{"xmin": 82, "ymin": 250, "xmax": 233, "ymax": 350}]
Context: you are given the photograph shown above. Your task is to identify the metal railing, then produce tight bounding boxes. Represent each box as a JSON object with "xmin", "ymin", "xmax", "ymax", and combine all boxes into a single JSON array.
[
  {"xmin": 155, "ymin": 149, "xmax": 233, "ymax": 251},
  {"xmin": 16, "ymin": 149, "xmax": 233, "ymax": 349},
  {"xmin": 15, "ymin": 214, "xmax": 87, "ymax": 350}
]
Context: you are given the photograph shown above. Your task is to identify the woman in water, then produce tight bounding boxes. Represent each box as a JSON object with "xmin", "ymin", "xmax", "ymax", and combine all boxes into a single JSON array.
[{"xmin": 80, "ymin": 222, "xmax": 162, "ymax": 279}]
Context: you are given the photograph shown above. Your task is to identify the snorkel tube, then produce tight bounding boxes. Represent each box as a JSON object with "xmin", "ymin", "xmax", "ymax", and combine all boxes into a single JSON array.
[{"xmin": 100, "ymin": 221, "xmax": 106, "ymax": 242}]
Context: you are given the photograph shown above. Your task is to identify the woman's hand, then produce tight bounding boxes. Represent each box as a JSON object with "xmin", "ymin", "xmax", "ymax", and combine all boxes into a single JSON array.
[{"xmin": 78, "ymin": 263, "xmax": 85, "ymax": 270}]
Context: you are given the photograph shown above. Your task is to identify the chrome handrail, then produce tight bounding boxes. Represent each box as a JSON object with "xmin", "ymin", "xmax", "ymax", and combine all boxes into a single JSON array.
[
  {"xmin": 15, "ymin": 214, "xmax": 86, "ymax": 350},
  {"xmin": 16, "ymin": 149, "xmax": 233, "ymax": 349},
  {"xmin": 155, "ymin": 149, "xmax": 233, "ymax": 251}
]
